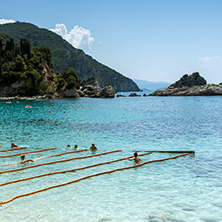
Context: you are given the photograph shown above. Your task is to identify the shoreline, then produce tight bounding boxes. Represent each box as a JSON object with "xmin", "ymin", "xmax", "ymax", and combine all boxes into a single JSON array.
[{"xmin": 0, "ymin": 95, "xmax": 49, "ymax": 101}]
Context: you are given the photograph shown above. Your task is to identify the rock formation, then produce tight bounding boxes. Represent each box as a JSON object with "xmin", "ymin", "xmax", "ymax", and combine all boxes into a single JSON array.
[
  {"xmin": 77, "ymin": 77, "xmax": 115, "ymax": 98},
  {"xmin": 128, "ymin": 93, "xmax": 141, "ymax": 97},
  {"xmin": 149, "ymin": 72, "xmax": 222, "ymax": 96},
  {"xmin": 169, "ymin": 72, "xmax": 206, "ymax": 88}
]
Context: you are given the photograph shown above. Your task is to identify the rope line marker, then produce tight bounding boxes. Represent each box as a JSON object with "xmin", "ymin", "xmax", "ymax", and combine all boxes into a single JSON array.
[
  {"xmin": 134, "ymin": 150, "xmax": 195, "ymax": 154},
  {"xmin": 0, "ymin": 148, "xmax": 56, "ymax": 158},
  {"xmin": 0, "ymin": 147, "xmax": 28, "ymax": 152},
  {"xmin": 0, "ymin": 153, "xmax": 189, "ymax": 205},
  {"xmin": 33, "ymin": 149, "xmax": 88, "ymax": 161},
  {"xmin": 0, "ymin": 150, "xmax": 122, "ymax": 174},
  {"xmin": 0, "ymin": 152, "xmax": 153, "ymax": 187},
  {"xmin": 0, "ymin": 149, "xmax": 88, "ymax": 167}
]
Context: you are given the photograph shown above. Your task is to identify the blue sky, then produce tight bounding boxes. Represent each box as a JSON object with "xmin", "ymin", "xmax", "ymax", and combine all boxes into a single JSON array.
[{"xmin": 1, "ymin": 0, "xmax": 222, "ymax": 83}]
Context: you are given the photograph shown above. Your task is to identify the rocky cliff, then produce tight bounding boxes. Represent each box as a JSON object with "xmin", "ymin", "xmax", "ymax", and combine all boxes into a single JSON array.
[{"xmin": 149, "ymin": 72, "xmax": 222, "ymax": 96}]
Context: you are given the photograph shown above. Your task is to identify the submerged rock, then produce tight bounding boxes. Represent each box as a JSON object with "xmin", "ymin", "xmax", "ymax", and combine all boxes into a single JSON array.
[{"xmin": 148, "ymin": 214, "xmax": 186, "ymax": 222}]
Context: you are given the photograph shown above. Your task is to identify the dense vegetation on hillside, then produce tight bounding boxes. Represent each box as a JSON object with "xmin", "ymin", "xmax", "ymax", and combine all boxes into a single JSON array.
[
  {"xmin": 0, "ymin": 37, "xmax": 80, "ymax": 96},
  {"xmin": 0, "ymin": 22, "xmax": 140, "ymax": 92}
]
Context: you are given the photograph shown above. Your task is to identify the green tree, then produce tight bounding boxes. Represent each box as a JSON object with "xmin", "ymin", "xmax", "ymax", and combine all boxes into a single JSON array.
[
  {"xmin": 5, "ymin": 38, "xmax": 15, "ymax": 52},
  {"xmin": 0, "ymin": 39, "xmax": 2, "ymax": 51},
  {"xmin": 15, "ymin": 55, "xmax": 27, "ymax": 72},
  {"xmin": 57, "ymin": 67, "xmax": 80, "ymax": 90},
  {"xmin": 39, "ymin": 46, "xmax": 53, "ymax": 68},
  {"xmin": 20, "ymin": 38, "xmax": 31, "ymax": 59}
]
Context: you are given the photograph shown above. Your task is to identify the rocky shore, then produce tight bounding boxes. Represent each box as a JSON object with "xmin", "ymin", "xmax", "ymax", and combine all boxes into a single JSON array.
[
  {"xmin": 76, "ymin": 77, "xmax": 115, "ymax": 98},
  {"xmin": 0, "ymin": 76, "xmax": 115, "ymax": 99},
  {"xmin": 149, "ymin": 72, "xmax": 222, "ymax": 96}
]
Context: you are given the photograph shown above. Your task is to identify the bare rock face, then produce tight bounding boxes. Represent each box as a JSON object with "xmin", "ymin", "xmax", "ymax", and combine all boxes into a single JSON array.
[
  {"xmin": 77, "ymin": 85, "xmax": 115, "ymax": 98},
  {"xmin": 82, "ymin": 85, "xmax": 101, "ymax": 97},
  {"xmin": 149, "ymin": 73, "xmax": 222, "ymax": 96},
  {"xmin": 169, "ymin": 72, "xmax": 207, "ymax": 88},
  {"xmin": 63, "ymin": 88, "xmax": 77, "ymax": 98},
  {"xmin": 11, "ymin": 80, "xmax": 26, "ymax": 89},
  {"xmin": 97, "ymin": 86, "xmax": 115, "ymax": 98},
  {"xmin": 76, "ymin": 77, "xmax": 115, "ymax": 98}
]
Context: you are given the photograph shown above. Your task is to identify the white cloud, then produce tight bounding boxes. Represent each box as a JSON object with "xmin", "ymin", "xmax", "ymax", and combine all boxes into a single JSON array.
[
  {"xmin": 51, "ymin": 23, "xmax": 94, "ymax": 51},
  {"xmin": 0, "ymin": 19, "xmax": 15, "ymax": 25},
  {"xmin": 199, "ymin": 55, "xmax": 222, "ymax": 69},
  {"xmin": 198, "ymin": 55, "xmax": 222, "ymax": 83}
]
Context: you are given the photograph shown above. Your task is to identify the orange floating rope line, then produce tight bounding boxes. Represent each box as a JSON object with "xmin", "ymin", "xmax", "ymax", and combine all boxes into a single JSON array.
[
  {"xmin": 0, "ymin": 150, "xmax": 122, "ymax": 174},
  {"xmin": 0, "ymin": 153, "xmax": 189, "ymax": 205},
  {"xmin": 33, "ymin": 149, "xmax": 88, "ymax": 161},
  {"xmin": 134, "ymin": 150, "xmax": 195, "ymax": 154},
  {"xmin": 0, "ymin": 147, "xmax": 28, "ymax": 152},
  {"xmin": 0, "ymin": 152, "xmax": 153, "ymax": 187},
  {"xmin": 0, "ymin": 149, "xmax": 88, "ymax": 167},
  {"xmin": 0, "ymin": 148, "xmax": 56, "ymax": 158}
]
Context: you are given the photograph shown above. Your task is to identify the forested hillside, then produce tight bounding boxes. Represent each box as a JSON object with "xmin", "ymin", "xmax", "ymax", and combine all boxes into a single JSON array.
[
  {"xmin": 0, "ymin": 22, "xmax": 140, "ymax": 92},
  {"xmin": 0, "ymin": 37, "xmax": 80, "ymax": 96}
]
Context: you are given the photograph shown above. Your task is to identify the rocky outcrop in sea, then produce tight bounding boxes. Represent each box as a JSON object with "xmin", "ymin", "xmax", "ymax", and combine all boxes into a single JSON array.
[
  {"xmin": 76, "ymin": 77, "xmax": 115, "ymax": 98},
  {"xmin": 149, "ymin": 72, "xmax": 222, "ymax": 96}
]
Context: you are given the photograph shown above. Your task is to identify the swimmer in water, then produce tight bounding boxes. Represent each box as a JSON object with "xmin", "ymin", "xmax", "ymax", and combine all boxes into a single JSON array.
[
  {"xmin": 20, "ymin": 155, "xmax": 33, "ymax": 164},
  {"xmin": 90, "ymin": 144, "xmax": 98, "ymax": 151},
  {"xmin": 67, "ymin": 144, "xmax": 70, "ymax": 148},
  {"xmin": 127, "ymin": 152, "xmax": 141, "ymax": 164},
  {"xmin": 11, "ymin": 143, "xmax": 18, "ymax": 148},
  {"xmin": 74, "ymin": 145, "xmax": 78, "ymax": 149}
]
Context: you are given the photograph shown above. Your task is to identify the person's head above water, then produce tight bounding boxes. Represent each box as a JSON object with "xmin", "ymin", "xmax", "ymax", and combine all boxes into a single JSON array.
[
  {"xmin": 134, "ymin": 152, "xmax": 138, "ymax": 157},
  {"xmin": 21, "ymin": 155, "xmax": 25, "ymax": 161}
]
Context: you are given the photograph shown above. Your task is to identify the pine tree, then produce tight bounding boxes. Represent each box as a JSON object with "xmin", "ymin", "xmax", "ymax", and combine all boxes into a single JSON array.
[{"xmin": 20, "ymin": 39, "xmax": 31, "ymax": 59}]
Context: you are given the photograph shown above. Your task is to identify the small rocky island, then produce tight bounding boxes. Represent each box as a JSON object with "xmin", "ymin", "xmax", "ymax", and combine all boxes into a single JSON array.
[{"xmin": 149, "ymin": 72, "xmax": 222, "ymax": 96}]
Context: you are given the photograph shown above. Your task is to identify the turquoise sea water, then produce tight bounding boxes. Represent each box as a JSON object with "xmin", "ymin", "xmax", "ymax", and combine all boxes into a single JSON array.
[{"xmin": 0, "ymin": 95, "xmax": 222, "ymax": 222}]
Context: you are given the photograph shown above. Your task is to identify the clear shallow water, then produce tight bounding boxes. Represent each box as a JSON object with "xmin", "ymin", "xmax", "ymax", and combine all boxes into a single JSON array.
[{"xmin": 0, "ymin": 96, "xmax": 222, "ymax": 222}]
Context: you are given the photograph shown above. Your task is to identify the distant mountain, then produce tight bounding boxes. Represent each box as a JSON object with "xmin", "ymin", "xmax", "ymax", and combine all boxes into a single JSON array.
[
  {"xmin": 0, "ymin": 22, "xmax": 140, "ymax": 92},
  {"xmin": 133, "ymin": 79, "xmax": 170, "ymax": 91}
]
